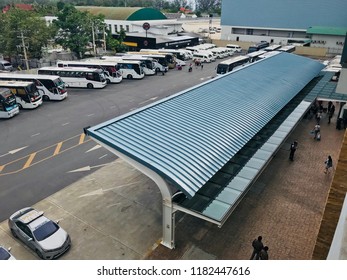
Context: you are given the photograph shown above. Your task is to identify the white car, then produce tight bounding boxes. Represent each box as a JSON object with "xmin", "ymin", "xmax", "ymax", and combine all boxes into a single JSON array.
[
  {"xmin": 8, "ymin": 207, "xmax": 71, "ymax": 259},
  {"xmin": 0, "ymin": 246, "xmax": 16, "ymax": 260}
]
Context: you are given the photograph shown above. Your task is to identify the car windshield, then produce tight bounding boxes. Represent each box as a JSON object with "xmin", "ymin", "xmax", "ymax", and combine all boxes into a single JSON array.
[
  {"xmin": 0, "ymin": 248, "xmax": 11, "ymax": 260},
  {"xmin": 33, "ymin": 220, "xmax": 59, "ymax": 241}
]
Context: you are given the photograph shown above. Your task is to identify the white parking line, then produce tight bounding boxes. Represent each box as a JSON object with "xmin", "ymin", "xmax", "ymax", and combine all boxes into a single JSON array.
[{"xmin": 31, "ymin": 133, "xmax": 40, "ymax": 137}]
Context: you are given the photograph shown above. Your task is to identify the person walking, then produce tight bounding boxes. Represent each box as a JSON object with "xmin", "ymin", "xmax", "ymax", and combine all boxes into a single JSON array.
[
  {"xmin": 289, "ymin": 141, "xmax": 298, "ymax": 161},
  {"xmin": 259, "ymin": 246, "xmax": 269, "ymax": 260},
  {"xmin": 250, "ymin": 236, "xmax": 264, "ymax": 260},
  {"xmin": 324, "ymin": 155, "xmax": 333, "ymax": 174},
  {"xmin": 313, "ymin": 123, "xmax": 320, "ymax": 140},
  {"xmin": 328, "ymin": 104, "xmax": 335, "ymax": 124},
  {"xmin": 201, "ymin": 63, "xmax": 204, "ymax": 70}
]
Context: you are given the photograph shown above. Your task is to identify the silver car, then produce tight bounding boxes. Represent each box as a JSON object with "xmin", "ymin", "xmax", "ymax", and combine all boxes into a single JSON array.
[
  {"xmin": 0, "ymin": 246, "xmax": 16, "ymax": 260},
  {"xmin": 8, "ymin": 207, "xmax": 71, "ymax": 259}
]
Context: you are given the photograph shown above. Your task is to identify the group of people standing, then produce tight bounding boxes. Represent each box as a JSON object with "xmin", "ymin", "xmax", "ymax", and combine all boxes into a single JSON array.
[{"xmin": 250, "ymin": 236, "xmax": 269, "ymax": 260}]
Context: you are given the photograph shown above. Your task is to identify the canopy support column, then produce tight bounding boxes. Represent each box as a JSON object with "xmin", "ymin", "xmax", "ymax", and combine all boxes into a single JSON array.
[{"xmin": 89, "ymin": 140, "xmax": 176, "ymax": 249}]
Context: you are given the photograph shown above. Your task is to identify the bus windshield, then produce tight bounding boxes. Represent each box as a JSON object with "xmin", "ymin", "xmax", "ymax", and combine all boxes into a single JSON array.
[
  {"xmin": 25, "ymin": 84, "xmax": 41, "ymax": 102},
  {"xmin": 1, "ymin": 91, "xmax": 16, "ymax": 108},
  {"xmin": 216, "ymin": 64, "xmax": 228, "ymax": 74}
]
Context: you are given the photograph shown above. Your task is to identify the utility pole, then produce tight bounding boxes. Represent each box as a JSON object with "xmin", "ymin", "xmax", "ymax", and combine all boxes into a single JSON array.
[
  {"xmin": 103, "ymin": 25, "xmax": 107, "ymax": 52},
  {"xmin": 19, "ymin": 31, "xmax": 29, "ymax": 70},
  {"xmin": 92, "ymin": 22, "xmax": 96, "ymax": 56}
]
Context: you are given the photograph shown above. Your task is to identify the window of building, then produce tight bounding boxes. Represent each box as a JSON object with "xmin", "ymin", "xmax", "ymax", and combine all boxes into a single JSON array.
[
  {"xmin": 246, "ymin": 29, "xmax": 253, "ymax": 35},
  {"xmin": 114, "ymin": 25, "xmax": 118, "ymax": 33},
  {"xmin": 126, "ymin": 25, "xmax": 129, "ymax": 32}
]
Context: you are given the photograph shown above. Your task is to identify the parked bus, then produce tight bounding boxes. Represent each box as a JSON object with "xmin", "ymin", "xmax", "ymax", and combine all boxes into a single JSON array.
[
  {"xmin": 0, "ymin": 87, "xmax": 19, "ymax": 118},
  {"xmin": 0, "ymin": 73, "xmax": 67, "ymax": 101},
  {"xmin": 278, "ymin": 45, "xmax": 296, "ymax": 53},
  {"xmin": 216, "ymin": 56, "xmax": 250, "ymax": 75},
  {"xmin": 103, "ymin": 55, "xmax": 155, "ymax": 76},
  {"xmin": 257, "ymin": 51, "xmax": 280, "ymax": 60},
  {"xmin": 141, "ymin": 48, "xmax": 188, "ymax": 61},
  {"xmin": 38, "ymin": 67, "xmax": 107, "ymax": 89},
  {"xmin": 264, "ymin": 44, "xmax": 282, "ymax": 52},
  {"xmin": 247, "ymin": 41, "xmax": 270, "ymax": 53},
  {"xmin": 0, "ymin": 80, "xmax": 43, "ymax": 109},
  {"xmin": 179, "ymin": 49, "xmax": 193, "ymax": 60},
  {"xmin": 126, "ymin": 52, "xmax": 168, "ymax": 72},
  {"xmin": 138, "ymin": 50, "xmax": 176, "ymax": 69},
  {"xmin": 56, "ymin": 60, "xmax": 122, "ymax": 84},
  {"xmin": 100, "ymin": 57, "xmax": 145, "ymax": 79},
  {"xmin": 246, "ymin": 50, "xmax": 267, "ymax": 63}
]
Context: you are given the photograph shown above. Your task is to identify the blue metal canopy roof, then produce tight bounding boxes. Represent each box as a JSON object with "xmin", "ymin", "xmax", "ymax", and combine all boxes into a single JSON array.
[{"xmin": 87, "ymin": 52, "xmax": 324, "ymax": 198}]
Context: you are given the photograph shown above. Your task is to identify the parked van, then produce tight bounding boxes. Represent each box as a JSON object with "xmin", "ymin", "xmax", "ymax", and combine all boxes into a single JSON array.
[
  {"xmin": 192, "ymin": 53, "xmax": 212, "ymax": 63},
  {"xmin": 226, "ymin": 44, "xmax": 242, "ymax": 53},
  {"xmin": 198, "ymin": 50, "xmax": 216, "ymax": 61},
  {"xmin": 210, "ymin": 48, "xmax": 228, "ymax": 59},
  {"xmin": 0, "ymin": 60, "xmax": 13, "ymax": 72}
]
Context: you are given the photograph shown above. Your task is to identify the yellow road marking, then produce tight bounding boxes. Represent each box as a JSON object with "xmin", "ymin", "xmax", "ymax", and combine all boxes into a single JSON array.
[
  {"xmin": 0, "ymin": 133, "xmax": 92, "ymax": 176},
  {"xmin": 53, "ymin": 142, "xmax": 63, "ymax": 156},
  {"xmin": 23, "ymin": 153, "xmax": 36, "ymax": 169},
  {"xmin": 79, "ymin": 133, "xmax": 85, "ymax": 145}
]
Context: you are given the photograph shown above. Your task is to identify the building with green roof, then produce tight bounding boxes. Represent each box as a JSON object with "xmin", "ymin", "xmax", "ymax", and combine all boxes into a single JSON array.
[
  {"xmin": 76, "ymin": 6, "xmax": 167, "ymax": 21},
  {"xmin": 73, "ymin": 6, "xmax": 199, "ymax": 50},
  {"xmin": 306, "ymin": 26, "xmax": 347, "ymax": 53}
]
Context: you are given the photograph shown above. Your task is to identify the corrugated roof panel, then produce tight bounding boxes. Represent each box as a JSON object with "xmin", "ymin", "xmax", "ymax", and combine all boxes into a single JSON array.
[{"xmin": 88, "ymin": 53, "xmax": 324, "ymax": 198}]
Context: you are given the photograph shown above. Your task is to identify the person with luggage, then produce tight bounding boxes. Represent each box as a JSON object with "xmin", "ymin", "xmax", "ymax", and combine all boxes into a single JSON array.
[
  {"xmin": 324, "ymin": 155, "xmax": 333, "ymax": 174},
  {"xmin": 313, "ymin": 123, "xmax": 320, "ymax": 140}
]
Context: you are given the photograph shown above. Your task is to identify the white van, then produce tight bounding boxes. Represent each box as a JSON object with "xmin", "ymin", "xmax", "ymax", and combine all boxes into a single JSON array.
[
  {"xmin": 0, "ymin": 60, "xmax": 13, "ymax": 72},
  {"xmin": 193, "ymin": 53, "xmax": 212, "ymax": 63},
  {"xmin": 198, "ymin": 50, "xmax": 216, "ymax": 61},
  {"xmin": 226, "ymin": 44, "xmax": 242, "ymax": 53},
  {"xmin": 210, "ymin": 48, "xmax": 228, "ymax": 59}
]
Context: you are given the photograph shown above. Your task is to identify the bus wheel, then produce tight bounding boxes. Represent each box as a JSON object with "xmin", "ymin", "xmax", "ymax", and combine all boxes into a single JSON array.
[
  {"xmin": 18, "ymin": 104, "xmax": 23, "ymax": 109},
  {"xmin": 127, "ymin": 74, "xmax": 133, "ymax": 79},
  {"xmin": 87, "ymin": 83, "xmax": 94, "ymax": 89},
  {"xmin": 43, "ymin": 95, "xmax": 50, "ymax": 101}
]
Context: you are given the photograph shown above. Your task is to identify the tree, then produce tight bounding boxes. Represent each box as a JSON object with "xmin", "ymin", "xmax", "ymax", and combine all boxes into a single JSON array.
[
  {"xmin": 53, "ymin": 4, "xmax": 99, "ymax": 58},
  {"xmin": 0, "ymin": 8, "xmax": 54, "ymax": 60},
  {"xmin": 195, "ymin": 0, "xmax": 221, "ymax": 14}
]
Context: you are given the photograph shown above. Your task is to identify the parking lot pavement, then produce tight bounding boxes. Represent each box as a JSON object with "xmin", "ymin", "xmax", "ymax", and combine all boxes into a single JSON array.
[{"xmin": 0, "ymin": 159, "xmax": 163, "ymax": 260}]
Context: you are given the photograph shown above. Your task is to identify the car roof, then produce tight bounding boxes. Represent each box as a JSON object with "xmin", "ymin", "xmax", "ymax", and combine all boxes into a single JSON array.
[
  {"xmin": 17, "ymin": 209, "xmax": 44, "ymax": 224},
  {"xmin": 27, "ymin": 216, "xmax": 50, "ymax": 231}
]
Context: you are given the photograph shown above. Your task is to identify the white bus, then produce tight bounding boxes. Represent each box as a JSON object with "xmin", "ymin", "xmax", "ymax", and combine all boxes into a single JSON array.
[
  {"xmin": 127, "ymin": 53, "xmax": 168, "ymax": 73},
  {"xmin": 0, "ymin": 87, "xmax": 19, "ymax": 118},
  {"xmin": 216, "ymin": 56, "xmax": 250, "ymax": 75},
  {"xmin": 56, "ymin": 60, "xmax": 122, "ymax": 84},
  {"xmin": 0, "ymin": 80, "xmax": 43, "ymax": 109},
  {"xmin": 38, "ymin": 67, "xmax": 107, "ymax": 89},
  {"xmin": 0, "ymin": 73, "xmax": 67, "ymax": 101},
  {"xmin": 264, "ymin": 44, "xmax": 282, "ymax": 52},
  {"xmin": 137, "ymin": 50, "xmax": 176, "ymax": 69},
  {"xmin": 103, "ymin": 55, "xmax": 156, "ymax": 76},
  {"xmin": 101, "ymin": 57, "xmax": 145, "ymax": 79},
  {"xmin": 278, "ymin": 45, "xmax": 296, "ymax": 53},
  {"xmin": 246, "ymin": 50, "xmax": 267, "ymax": 63},
  {"xmin": 141, "ymin": 48, "xmax": 188, "ymax": 61}
]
